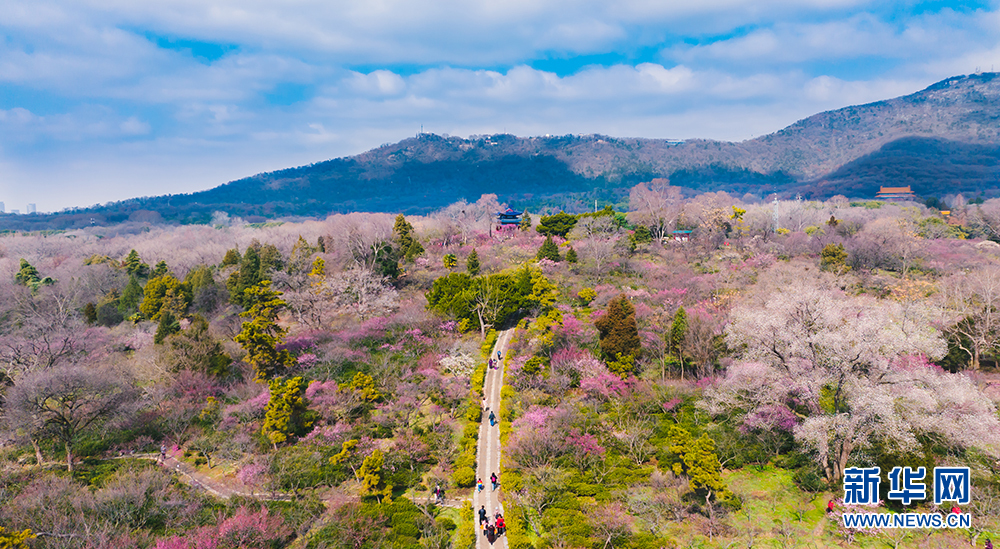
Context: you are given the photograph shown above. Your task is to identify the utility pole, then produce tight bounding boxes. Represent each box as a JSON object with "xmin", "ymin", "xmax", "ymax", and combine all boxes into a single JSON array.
[{"xmin": 772, "ymin": 197, "xmax": 780, "ymax": 233}]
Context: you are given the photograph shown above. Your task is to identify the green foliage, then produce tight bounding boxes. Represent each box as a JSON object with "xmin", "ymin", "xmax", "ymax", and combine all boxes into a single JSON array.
[
  {"xmin": 631, "ymin": 225, "xmax": 653, "ymax": 245},
  {"xmin": 536, "ymin": 235, "xmax": 561, "ymax": 262},
  {"xmin": 350, "ymin": 372, "xmax": 382, "ymax": 402},
  {"xmin": 262, "ymin": 376, "xmax": 314, "ymax": 447},
  {"xmin": 0, "ymin": 526, "xmax": 34, "ymax": 549},
  {"xmin": 359, "ymin": 449, "xmax": 393, "ymax": 502},
  {"xmin": 119, "ymin": 274, "xmax": 143, "ymax": 315},
  {"xmin": 565, "ymin": 246, "xmax": 578, "ymax": 263},
  {"xmin": 442, "ymin": 253, "xmax": 458, "ymax": 269},
  {"xmin": 519, "ymin": 213, "xmax": 532, "ymax": 231},
  {"xmin": 220, "ymin": 248, "xmax": 241, "ymax": 267},
  {"xmin": 394, "ymin": 214, "xmax": 424, "ymax": 262},
  {"xmin": 83, "ymin": 302, "xmax": 97, "ymax": 325},
  {"xmin": 819, "ymin": 243, "xmax": 850, "ymax": 273},
  {"xmin": 96, "ymin": 301, "xmax": 124, "ymax": 327},
  {"xmin": 154, "ymin": 310, "xmax": 181, "ymax": 344},
  {"xmin": 150, "ymin": 260, "xmax": 169, "ymax": 279},
  {"xmin": 577, "ymin": 287, "xmax": 596, "ymax": 305},
  {"xmin": 139, "ymin": 274, "xmax": 191, "ymax": 320},
  {"xmin": 466, "ymin": 249, "xmax": 481, "ymax": 275},
  {"xmin": 123, "ymin": 249, "xmax": 149, "ymax": 277},
  {"xmin": 666, "ymin": 426, "xmax": 730, "ymax": 501},
  {"xmin": 228, "ymin": 247, "xmax": 261, "ymax": 307},
  {"xmin": 288, "ymin": 235, "xmax": 319, "ymax": 274},
  {"xmin": 164, "ymin": 314, "xmax": 232, "ymax": 376},
  {"xmin": 594, "ymin": 294, "xmax": 640, "ymax": 362},
  {"xmin": 536, "ymin": 212, "xmax": 578, "ymax": 237},
  {"xmin": 14, "ymin": 259, "xmax": 55, "ymax": 292},
  {"xmin": 668, "ymin": 306, "xmax": 687, "ymax": 359},
  {"xmin": 523, "ymin": 355, "xmax": 547, "ymax": 375},
  {"xmin": 606, "ymin": 352, "xmax": 635, "ymax": 377},
  {"xmin": 234, "ymin": 281, "xmax": 293, "ymax": 381},
  {"xmin": 452, "ymin": 465, "xmax": 475, "ymax": 488}
]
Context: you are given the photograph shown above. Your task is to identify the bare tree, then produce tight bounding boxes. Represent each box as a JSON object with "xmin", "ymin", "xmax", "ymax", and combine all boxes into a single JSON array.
[
  {"xmin": 6, "ymin": 365, "xmax": 139, "ymax": 471},
  {"xmin": 942, "ymin": 266, "xmax": 1000, "ymax": 370}
]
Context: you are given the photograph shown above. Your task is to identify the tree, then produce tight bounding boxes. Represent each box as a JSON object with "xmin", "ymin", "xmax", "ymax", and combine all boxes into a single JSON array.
[
  {"xmin": 594, "ymin": 295, "xmax": 640, "ymax": 364},
  {"xmin": 14, "ymin": 259, "xmax": 55, "ymax": 292},
  {"xmin": 6, "ymin": 365, "xmax": 138, "ymax": 472},
  {"xmin": 119, "ymin": 274, "xmax": 143, "ymax": 315},
  {"xmin": 123, "ymin": 249, "xmax": 149, "ymax": 277},
  {"xmin": 519, "ymin": 213, "xmax": 532, "ymax": 231},
  {"xmin": 666, "ymin": 426, "xmax": 729, "ymax": 502},
  {"xmin": 154, "ymin": 310, "xmax": 181, "ymax": 344},
  {"xmin": 358, "ymin": 449, "xmax": 392, "ymax": 503},
  {"xmin": 82, "ymin": 302, "xmax": 97, "ymax": 325},
  {"xmin": 667, "ymin": 306, "xmax": 688, "ymax": 379},
  {"xmin": 536, "ymin": 236, "xmax": 561, "ymax": 262},
  {"xmin": 942, "ymin": 266, "xmax": 1000, "ymax": 370},
  {"xmin": 220, "ymin": 248, "xmax": 241, "ymax": 267},
  {"xmin": 229, "ymin": 247, "xmax": 262, "ymax": 307},
  {"xmin": 234, "ymin": 281, "xmax": 294, "ymax": 381},
  {"xmin": 0, "ymin": 527, "xmax": 34, "ymax": 549},
  {"xmin": 394, "ymin": 214, "xmax": 424, "ymax": 262},
  {"xmin": 819, "ymin": 243, "xmax": 849, "ymax": 273},
  {"xmin": 627, "ymin": 180, "xmax": 683, "ymax": 242},
  {"xmin": 140, "ymin": 274, "xmax": 191, "ymax": 320},
  {"xmin": 151, "ymin": 260, "xmax": 169, "ymax": 279},
  {"xmin": 565, "ymin": 247, "xmax": 578, "ymax": 263},
  {"xmin": 442, "ymin": 253, "xmax": 458, "ymax": 269},
  {"xmin": 164, "ymin": 315, "xmax": 232, "ymax": 376},
  {"xmin": 706, "ymin": 282, "xmax": 1000, "ymax": 483},
  {"xmin": 262, "ymin": 377, "xmax": 314, "ymax": 448},
  {"xmin": 536, "ymin": 212, "xmax": 578, "ymax": 237},
  {"xmin": 466, "ymin": 249, "xmax": 480, "ymax": 276}
]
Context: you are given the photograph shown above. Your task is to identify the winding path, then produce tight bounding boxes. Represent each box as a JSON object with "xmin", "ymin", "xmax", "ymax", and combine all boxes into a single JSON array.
[{"xmin": 475, "ymin": 328, "xmax": 515, "ymax": 549}]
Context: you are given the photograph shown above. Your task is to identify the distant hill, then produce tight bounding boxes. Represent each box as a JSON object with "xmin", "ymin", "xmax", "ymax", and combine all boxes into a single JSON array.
[{"xmin": 3, "ymin": 72, "xmax": 1000, "ymax": 230}]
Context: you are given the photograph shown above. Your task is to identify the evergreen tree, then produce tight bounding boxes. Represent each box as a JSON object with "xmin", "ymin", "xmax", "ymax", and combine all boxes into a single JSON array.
[
  {"xmin": 83, "ymin": 302, "xmax": 97, "ymax": 325},
  {"xmin": 443, "ymin": 253, "xmax": 458, "ymax": 269},
  {"xmin": 594, "ymin": 294, "xmax": 641, "ymax": 363},
  {"xmin": 535, "ymin": 212, "xmax": 578, "ymax": 237},
  {"xmin": 119, "ymin": 274, "xmax": 143, "ymax": 315},
  {"xmin": 466, "ymin": 249, "xmax": 481, "ymax": 276},
  {"xmin": 234, "ymin": 281, "xmax": 293, "ymax": 381},
  {"xmin": 565, "ymin": 247, "xmax": 578, "ymax": 263},
  {"xmin": 140, "ymin": 274, "xmax": 191, "ymax": 320},
  {"xmin": 123, "ymin": 249, "xmax": 149, "ymax": 277},
  {"xmin": 14, "ymin": 259, "xmax": 55, "ymax": 292},
  {"xmin": 154, "ymin": 310, "xmax": 181, "ymax": 344},
  {"xmin": 394, "ymin": 214, "xmax": 425, "ymax": 262},
  {"xmin": 229, "ymin": 247, "xmax": 262, "ymax": 307},
  {"xmin": 536, "ymin": 236, "xmax": 561, "ymax": 262},
  {"xmin": 668, "ymin": 306, "xmax": 688, "ymax": 377},
  {"xmin": 820, "ymin": 243, "xmax": 849, "ymax": 273},
  {"xmin": 150, "ymin": 260, "xmax": 169, "ymax": 279},
  {"xmin": 519, "ymin": 213, "xmax": 532, "ymax": 231},
  {"xmin": 667, "ymin": 426, "xmax": 729, "ymax": 501},
  {"xmin": 220, "ymin": 248, "xmax": 241, "ymax": 267},
  {"xmin": 261, "ymin": 376, "xmax": 314, "ymax": 448},
  {"xmin": 358, "ymin": 449, "xmax": 392, "ymax": 503}
]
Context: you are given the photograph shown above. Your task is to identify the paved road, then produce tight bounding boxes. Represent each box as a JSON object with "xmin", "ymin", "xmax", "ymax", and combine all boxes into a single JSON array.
[{"xmin": 475, "ymin": 328, "xmax": 514, "ymax": 549}]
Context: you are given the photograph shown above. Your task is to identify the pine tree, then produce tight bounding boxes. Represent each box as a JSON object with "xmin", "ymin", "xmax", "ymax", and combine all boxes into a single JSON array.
[
  {"xmin": 119, "ymin": 274, "xmax": 143, "ymax": 315},
  {"xmin": 466, "ymin": 249, "xmax": 481, "ymax": 276},
  {"xmin": 358, "ymin": 449, "xmax": 392, "ymax": 503},
  {"xmin": 221, "ymin": 248, "xmax": 241, "ymax": 267},
  {"xmin": 565, "ymin": 247, "xmax": 578, "ymax": 263},
  {"xmin": 151, "ymin": 260, "xmax": 169, "ymax": 279},
  {"xmin": 83, "ymin": 302, "xmax": 97, "ymax": 325},
  {"xmin": 594, "ymin": 294, "xmax": 640, "ymax": 363},
  {"xmin": 234, "ymin": 281, "xmax": 293, "ymax": 381},
  {"xmin": 229, "ymin": 247, "xmax": 262, "ymax": 307},
  {"xmin": 123, "ymin": 249, "xmax": 149, "ymax": 277},
  {"xmin": 536, "ymin": 236, "xmax": 561, "ymax": 262},
  {"xmin": 443, "ymin": 253, "xmax": 458, "ymax": 269},
  {"xmin": 668, "ymin": 306, "xmax": 688, "ymax": 377},
  {"xmin": 261, "ymin": 376, "xmax": 313, "ymax": 448},
  {"xmin": 154, "ymin": 310, "xmax": 181, "ymax": 344},
  {"xmin": 394, "ymin": 214, "xmax": 425, "ymax": 262}
]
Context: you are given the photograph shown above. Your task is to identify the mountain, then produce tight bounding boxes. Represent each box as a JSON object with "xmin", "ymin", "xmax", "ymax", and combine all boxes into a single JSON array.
[{"xmin": 4, "ymin": 72, "xmax": 1000, "ymax": 230}]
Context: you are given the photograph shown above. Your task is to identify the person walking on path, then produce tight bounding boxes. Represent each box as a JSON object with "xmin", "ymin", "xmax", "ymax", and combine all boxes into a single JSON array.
[
  {"xmin": 479, "ymin": 505, "xmax": 487, "ymax": 525},
  {"xmin": 490, "ymin": 472, "xmax": 498, "ymax": 491},
  {"xmin": 489, "ymin": 410, "xmax": 496, "ymax": 426},
  {"xmin": 477, "ymin": 478, "xmax": 485, "ymax": 493},
  {"xmin": 496, "ymin": 515, "xmax": 505, "ymax": 536},
  {"xmin": 160, "ymin": 444, "xmax": 167, "ymax": 462}
]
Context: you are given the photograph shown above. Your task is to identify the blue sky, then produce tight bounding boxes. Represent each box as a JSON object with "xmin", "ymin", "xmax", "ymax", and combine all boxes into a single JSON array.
[{"xmin": 0, "ymin": 0, "xmax": 998, "ymax": 212}]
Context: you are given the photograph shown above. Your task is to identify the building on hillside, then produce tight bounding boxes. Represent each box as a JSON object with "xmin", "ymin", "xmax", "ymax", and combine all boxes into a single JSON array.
[
  {"xmin": 0, "ymin": 202, "xmax": 4, "ymax": 213},
  {"xmin": 27, "ymin": 203, "xmax": 36, "ymax": 214},
  {"xmin": 875, "ymin": 186, "xmax": 917, "ymax": 201},
  {"xmin": 495, "ymin": 208, "xmax": 522, "ymax": 228},
  {"xmin": 671, "ymin": 230, "xmax": 693, "ymax": 242}
]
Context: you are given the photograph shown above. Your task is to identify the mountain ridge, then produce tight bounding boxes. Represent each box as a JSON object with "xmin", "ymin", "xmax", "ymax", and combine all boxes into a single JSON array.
[{"xmin": 4, "ymin": 72, "xmax": 1000, "ymax": 230}]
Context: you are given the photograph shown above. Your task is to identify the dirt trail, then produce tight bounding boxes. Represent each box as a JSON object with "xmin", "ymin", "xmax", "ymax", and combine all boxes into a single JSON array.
[{"xmin": 475, "ymin": 328, "xmax": 514, "ymax": 549}]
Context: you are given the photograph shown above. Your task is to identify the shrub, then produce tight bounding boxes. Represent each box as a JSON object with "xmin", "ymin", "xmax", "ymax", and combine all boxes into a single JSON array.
[{"xmin": 452, "ymin": 466, "xmax": 475, "ymax": 488}]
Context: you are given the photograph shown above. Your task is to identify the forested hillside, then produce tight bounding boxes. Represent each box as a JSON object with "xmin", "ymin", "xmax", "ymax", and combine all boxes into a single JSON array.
[
  {"xmin": 2, "ymin": 186, "xmax": 1000, "ymax": 548},
  {"xmin": 3, "ymin": 73, "xmax": 1000, "ymax": 231}
]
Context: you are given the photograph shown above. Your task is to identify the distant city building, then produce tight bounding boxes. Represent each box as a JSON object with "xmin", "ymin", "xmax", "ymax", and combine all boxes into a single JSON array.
[
  {"xmin": 0, "ymin": 202, "xmax": 4, "ymax": 213},
  {"xmin": 27, "ymin": 203, "xmax": 36, "ymax": 214},
  {"xmin": 9, "ymin": 209, "xmax": 19, "ymax": 215},
  {"xmin": 875, "ymin": 186, "xmax": 917, "ymax": 201}
]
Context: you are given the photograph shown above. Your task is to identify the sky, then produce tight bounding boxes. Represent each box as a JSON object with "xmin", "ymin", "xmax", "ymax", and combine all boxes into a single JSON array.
[{"xmin": 0, "ymin": 0, "xmax": 998, "ymax": 213}]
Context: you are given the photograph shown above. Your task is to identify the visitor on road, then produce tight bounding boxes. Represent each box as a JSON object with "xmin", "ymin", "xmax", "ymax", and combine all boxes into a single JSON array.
[
  {"xmin": 497, "ymin": 350, "xmax": 502, "ymax": 362},
  {"xmin": 479, "ymin": 505, "xmax": 487, "ymax": 525},
  {"xmin": 477, "ymin": 478, "xmax": 484, "ymax": 493},
  {"xmin": 489, "ymin": 410, "xmax": 496, "ymax": 426},
  {"xmin": 160, "ymin": 444, "xmax": 167, "ymax": 462},
  {"xmin": 496, "ymin": 515, "xmax": 505, "ymax": 535},
  {"xmin": 490, "ymin": 472, "xmax": 498, "ymax": 490},
  {"xmin": 486, "ymin": 522, "xmax": 496, "ymax": 544}
]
